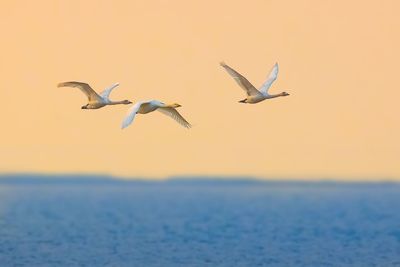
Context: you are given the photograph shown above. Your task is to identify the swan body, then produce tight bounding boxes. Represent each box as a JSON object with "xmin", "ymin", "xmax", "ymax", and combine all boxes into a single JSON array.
[
  {"xmin": 121, "ymin": 100, "xmax": 191, "ymax": 129},
  {"xmin": 220, "ymin": 62, "xmax": 289, "ymax": 104},
  {"xmin": 57, "ymin": 81, "xmax": 132, "ymax": 109}
]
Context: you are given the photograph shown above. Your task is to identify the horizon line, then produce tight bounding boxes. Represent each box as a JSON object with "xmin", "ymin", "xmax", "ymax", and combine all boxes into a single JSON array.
[{"xmin": 0, "ymin": 172, "xmax": 398, "ymax": 185}]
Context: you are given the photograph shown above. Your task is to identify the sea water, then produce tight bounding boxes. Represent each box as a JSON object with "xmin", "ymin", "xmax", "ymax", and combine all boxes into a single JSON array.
[{"xmin": 0, "ymin": 177, "xmax": 399, "ymax": 266}]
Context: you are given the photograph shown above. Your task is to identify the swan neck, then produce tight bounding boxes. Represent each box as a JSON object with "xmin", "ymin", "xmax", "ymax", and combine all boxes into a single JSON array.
[
  {"xmin": 109, "ymin": 100, "xmax": 125, "ymax": 105},
  {"xmin": 268, "ymin": 93, "xmax": 285, "ymax": 98},
  {"xmin": 163, "ymin": 103, "xmax": 175, "ymax": 108}
]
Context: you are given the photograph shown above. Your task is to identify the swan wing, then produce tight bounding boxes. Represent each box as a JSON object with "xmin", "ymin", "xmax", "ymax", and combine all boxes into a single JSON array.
[
  {"xmin": 121, "ymin": 102, "xmax": 143, "ymax": 129},
  {"xmin": 100, "ymin": 82, "xmax": 120, "ymax": 101},
  {"xmin": 57, "ymin": 81, "xmax": 102, "ymax": 102},
  {"xmin": 157, "ymin": 107, "xmax": 192, "ymax": 129},
  {"xmin": 259, "ymin": 63, "xmax": 279, "ymax": 95},
  {"xmin": 220, "ymin": 62, "xmax": 260, "ymax": 96}
]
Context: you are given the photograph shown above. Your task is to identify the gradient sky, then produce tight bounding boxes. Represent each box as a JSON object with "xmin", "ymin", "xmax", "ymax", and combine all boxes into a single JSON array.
[{"xmin": 0, "ymin": 0, "xmax": 399, "ymax": 180}]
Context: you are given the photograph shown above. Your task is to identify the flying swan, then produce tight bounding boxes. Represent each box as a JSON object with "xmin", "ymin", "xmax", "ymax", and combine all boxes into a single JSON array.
[
  {"xmin": 220, "ymin": 62, "xmax": 289, "ymax": 104},
  {"xmin": 121, "ymin": 100, "xmax": 191, "ymax": 129},
  {"xmin": 57, "ymin": 81, "xmax": 132, "ymax": 109}
]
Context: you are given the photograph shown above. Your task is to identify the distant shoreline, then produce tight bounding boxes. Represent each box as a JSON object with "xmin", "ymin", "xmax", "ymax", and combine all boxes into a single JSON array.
[{"xmin": 0, "ymin": 173, "xmax": 398, "ymax": 187}]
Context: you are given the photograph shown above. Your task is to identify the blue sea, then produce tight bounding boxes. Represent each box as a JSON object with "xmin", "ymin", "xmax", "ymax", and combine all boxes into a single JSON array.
[{"xmin": 0, "ymin": 176, "xmax": 399, "ymax": 267}]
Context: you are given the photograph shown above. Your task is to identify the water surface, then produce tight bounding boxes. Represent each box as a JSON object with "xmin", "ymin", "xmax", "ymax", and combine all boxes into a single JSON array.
[{"xmin": 0, "ymin": 178, "xmax": 399, "ymax": 266}]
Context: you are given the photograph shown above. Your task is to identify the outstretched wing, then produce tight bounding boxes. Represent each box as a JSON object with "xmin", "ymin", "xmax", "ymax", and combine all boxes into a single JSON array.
[
  {"xmin": 220, "ymin": 62, "xmax": 260, "ymax": 96},
  {"xmin": 157, "ymin": 107, "xmax": 192, "ymax": 129},
  {"xmin": 259, "ymin": 63, "xmax": 279, "ymax": 95},
  {"xmin": 57, "ymin": 81, "xmax": 102, "ymax": 102},
  {"xmin": 121, "ymin": 102, "xmax": 144, "ymax": 129},
  {"xmin": 100, "ymin": 82, "xmax": 120, "ymax": 101}
]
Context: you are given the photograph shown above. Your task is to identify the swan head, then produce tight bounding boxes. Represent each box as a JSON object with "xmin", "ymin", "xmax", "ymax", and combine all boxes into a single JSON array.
[
  {"xmin": 281, "ymin": 92, "xmax": 290, "ymax": 96},
  {"xmin": 169, "ymin": 103, "xmax": 182, "ymax": 108},
  {"xmin": 122, "ymin": 100, "xmax": 133, "ymax": 105}
]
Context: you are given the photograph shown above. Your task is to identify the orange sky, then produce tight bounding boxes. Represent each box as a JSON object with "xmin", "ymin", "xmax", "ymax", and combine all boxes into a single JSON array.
[{"xmin": 0, "ymin": 0, "xmax": 399, "ymax": 180}]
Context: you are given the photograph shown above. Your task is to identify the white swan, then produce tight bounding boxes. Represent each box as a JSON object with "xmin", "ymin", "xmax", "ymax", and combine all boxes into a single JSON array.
[
  {"xmin": 220, "ymin": 62, "xmax": 289, "ymax": 104},
  {"xmin": 121, "ymin": 100, "xmax": 191, "ymax": 129},
  {"xmin": 57, "ymin": 81, "xmax": 132, "ymax": 109}
]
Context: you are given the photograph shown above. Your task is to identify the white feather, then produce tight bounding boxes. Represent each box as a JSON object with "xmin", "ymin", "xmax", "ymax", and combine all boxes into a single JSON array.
[
  {"xmin": 100, "ymin": 82, "xmax": 120, "ymax": 101},
  {"xmin": 121, "ymin": 102, "xmax": 143, "ymax": 129},
  {"xmin": 259, "ymin": 63, "xmax": 279, "ymax": 96}
]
